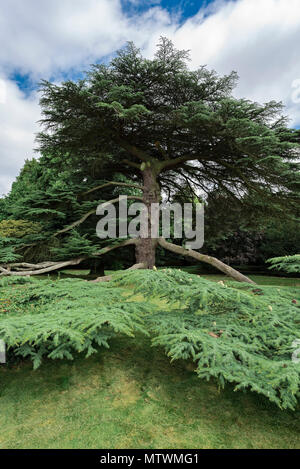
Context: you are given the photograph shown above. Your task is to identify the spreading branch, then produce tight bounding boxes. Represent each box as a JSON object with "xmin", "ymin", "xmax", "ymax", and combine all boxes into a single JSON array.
[
  {"xmin": 117, "ymin": 139, "xmax": 150, "ymax": 163},
  {"xmin": 80, "ymin": 181, "xmax": 144, "ymax": 197},
  {"xmin": 0, "ymin": 239, "xmax": 138, "ymax": 277},
  {"xmin": 159, "ymin": 154, "xmax": 200, "ymax": 172},
  {"xmin": 158, "ymin": 237, "xmax": 255, "ymax": 284},
  {"xmin": 0, "ymin": 258, "xmax": 85, "ymax": 277}
]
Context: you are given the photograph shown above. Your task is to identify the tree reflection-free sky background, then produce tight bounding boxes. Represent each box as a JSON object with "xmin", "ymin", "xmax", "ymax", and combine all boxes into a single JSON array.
[{"xmin": 0, "ymin": 0, "xmax": 299, "ymax": 194}]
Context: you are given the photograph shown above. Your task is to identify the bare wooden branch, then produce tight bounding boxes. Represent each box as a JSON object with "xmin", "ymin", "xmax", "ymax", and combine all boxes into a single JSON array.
[
  {"xmin": 159, "ymin": 154, "xmax": 200, "ymax": 172},
  {"xmin": 81, "ymin": 181, "xmax": 144, "ymax": 197},
  {"xmin": 121, "ymin": 159, "xmax": 141, "ymax": 169},
  {"xmin": 117, "ymin": 139, "xmax": 150, "ymax": 163},
  {"xmin": 0, "ymin": 258, "xmax": 85, "ymax": 277},
  {"xmin": 93, "ymin": 238, "xmax": 137, "ymax": 256},
  {"xmin": 0, "ymin": 239, "xmax": 138, "ymax": 277},
  {"xmin": 53, "ymin": 209, "xmax": 97, "ymax": 237},
  {"xmin": 7, "ymin": 262, "xmax": 58, "ymax": 269},
  {"xmin": 158, "ymin": 237, "xmax": 255, "ymax": 284}
]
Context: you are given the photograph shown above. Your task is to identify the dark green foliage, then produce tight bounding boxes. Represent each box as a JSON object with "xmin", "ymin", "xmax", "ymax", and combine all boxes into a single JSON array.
[
  {"xmin": 1, "ymin": 271, "xmax": 299, "ymax": 409},
  {"xmin": 267, "ymin": 255, "xmax": 300, "ymax": 274},
  {"xmin": 50, "ymin": 230, "xmax": 99, "ymax": 260},
  {"xmin": 0, "ymin": 157, "xmax": 137, "ymax": 266},
  {"xmin": 0, "ymin": 237, "xmax": 22, "ymax": 263},
  {"xmin": 199, "ymin": 189, "xmax": 300, "ymax": 266},
  {"xmin": 37, "ymin": 38, "xmax": 300, "ymax": 211}
]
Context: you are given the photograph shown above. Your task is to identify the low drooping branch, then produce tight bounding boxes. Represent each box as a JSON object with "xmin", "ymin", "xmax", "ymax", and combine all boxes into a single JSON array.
[
  {"xmin": 0, "ymin": 258, "xmax": 85, "ymax": 277},
  {"xmin": 158, "ymin": 237, "xmax": 256, "ymax": 284},
  {"xmin": 4, "ymin": 262, "xmax": 59, "ymax": 269},
  {"xmin": 0, "ymin": 239, "xmax": 138, "ymax": 277}
]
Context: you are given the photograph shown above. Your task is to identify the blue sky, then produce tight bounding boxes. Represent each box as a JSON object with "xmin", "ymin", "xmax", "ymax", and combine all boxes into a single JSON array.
[
  {"xmin": 121, "ymin": 0, "xmax": 214, "ymax": 19},
  {"xmin": 0, "ymin": 0, "xmax": 299, "ymax": 194}
]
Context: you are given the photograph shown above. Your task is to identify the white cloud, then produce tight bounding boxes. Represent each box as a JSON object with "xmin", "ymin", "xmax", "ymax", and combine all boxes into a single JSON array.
[
  {"xmin": 0, "ymin": 79, "xmax": 6, "ymax": 104},
  {"xmin": 291, "ymin": 79, "xmax": 300, "ymax": 104},
  {"xmin": 168, "ymin": 0, "xmax": 300, "ymax": 124},
  {"xmin": 0, "ymin": 78, "xmax": 40, "ymax": 195},
  {"xmin": 0, "ymin": 0, "xmax": 171, "ymax": 79},
  {"xmin": 0, "ymin": 0, "xmax": 299, "ymax": 194}
]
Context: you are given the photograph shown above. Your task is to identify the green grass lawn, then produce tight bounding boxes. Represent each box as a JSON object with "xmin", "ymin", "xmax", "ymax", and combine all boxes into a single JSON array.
[
  {"xmin": 1, "ymin": 334, "xmax": 300, "ymax": 449},
  {"xmin": 0, "ymin": 272, "xmax": 299, "ymax": 449},
  {"xmin": 60, "ymin": 268, "xmax": 300, "ymax": 288},
  {"xmin": 201, "ymin": 274, "xmax": 300, "ymax": 287}
]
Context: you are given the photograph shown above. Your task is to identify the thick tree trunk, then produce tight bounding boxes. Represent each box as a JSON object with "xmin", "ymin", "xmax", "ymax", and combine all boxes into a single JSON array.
[
  {"xmin": 135, "ymin": 166, "xmax": 160, "ymax": 269},
  {"xmin": 135, "ymin": 238, "xmax": 158, "ymax": 270}
]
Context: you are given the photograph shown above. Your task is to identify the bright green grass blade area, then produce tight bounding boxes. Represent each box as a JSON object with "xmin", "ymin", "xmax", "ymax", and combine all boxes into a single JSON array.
[
  {"xmin": 201, "ymin": 274, "xmax": 300, "ymax": 287},
  {"xmin": 0, "ymin": 334, "xmax": 300, "ymax": 449},
  {"xmin": 61, "ymin": 269, "xmax": 300, "ymax": 287}
]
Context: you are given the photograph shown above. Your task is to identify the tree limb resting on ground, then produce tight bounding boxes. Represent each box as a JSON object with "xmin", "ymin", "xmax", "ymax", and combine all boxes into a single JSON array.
[
  {"xmin": 0, "ymin": 239, "xmax": 138, "ymax": 277},
  {"xmin": 158, "ymin": 237, "xmax": 255, "ymax": 284}
]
